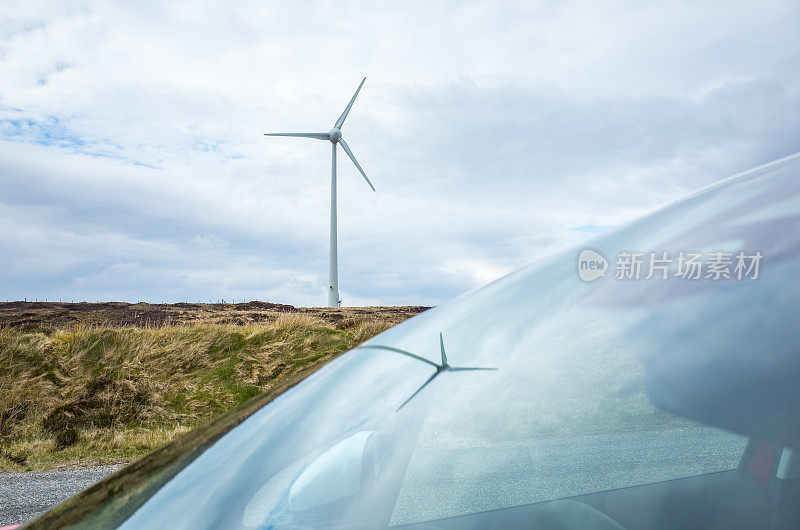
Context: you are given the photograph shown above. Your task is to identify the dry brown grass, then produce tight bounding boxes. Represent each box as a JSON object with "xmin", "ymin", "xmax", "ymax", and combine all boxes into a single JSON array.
[
  {"xmin": 0, "ymin": 311, "xmax": 414, "ymax": 470},
  {"xmin": 0, "ymin": 300, "xmax": 428, "ymax": 328}
]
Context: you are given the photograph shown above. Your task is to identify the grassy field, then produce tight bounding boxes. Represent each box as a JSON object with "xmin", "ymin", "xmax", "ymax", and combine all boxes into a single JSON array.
[{"xmin": 0, "ymin": 303, "xmax": 427, "ymax": 471}]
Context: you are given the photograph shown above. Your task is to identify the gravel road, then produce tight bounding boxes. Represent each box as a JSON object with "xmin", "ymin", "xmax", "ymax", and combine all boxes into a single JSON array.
[{"xmin": 0, "ymin": 464, "xmax": 125, "ymax": 526}]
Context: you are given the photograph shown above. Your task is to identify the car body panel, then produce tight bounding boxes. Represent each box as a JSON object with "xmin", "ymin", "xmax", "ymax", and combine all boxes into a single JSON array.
[{"xmin": 26, "ymin": 153, "xmax": 800, "ymax": 529}]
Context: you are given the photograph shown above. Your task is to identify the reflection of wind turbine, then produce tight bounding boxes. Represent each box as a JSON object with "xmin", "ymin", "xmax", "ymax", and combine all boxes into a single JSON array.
[
  {"xmin": 263, "ymin": 77, "xmax": 375, "ymax": 307},
  {"xmin": 358, "ymin": 332, "xmax": 498, "ymax": 411}
]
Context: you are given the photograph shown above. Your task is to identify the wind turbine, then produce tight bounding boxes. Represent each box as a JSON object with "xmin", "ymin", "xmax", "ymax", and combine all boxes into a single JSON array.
[
  {"xmin": 263, "ymin": 77, "xmax": 375, "ymax": 307},
  {"xmin": 358, "ymin": 333, "xmax": 498, "ymax": 411}
]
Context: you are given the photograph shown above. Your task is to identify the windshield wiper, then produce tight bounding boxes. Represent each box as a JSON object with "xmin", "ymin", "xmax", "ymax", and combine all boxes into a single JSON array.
[{"xmin": 358, "ymin": 332, "xmax": 498, "ymax": 411}]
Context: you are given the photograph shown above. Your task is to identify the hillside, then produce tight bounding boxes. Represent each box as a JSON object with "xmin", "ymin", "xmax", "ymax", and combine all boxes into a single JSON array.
[
  {"xmin": 0, "ymin": 300, "xmax": 428, "ymax": 329},
  {"xmin": 0, "ymin": 303, "xmax": 428, "ymax": 470}
]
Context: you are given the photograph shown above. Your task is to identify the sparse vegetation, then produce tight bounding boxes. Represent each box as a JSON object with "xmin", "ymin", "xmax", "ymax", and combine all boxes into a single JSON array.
[{"xmin": 0, "ymin": 305, "xmax": 426, "ymax": 470}]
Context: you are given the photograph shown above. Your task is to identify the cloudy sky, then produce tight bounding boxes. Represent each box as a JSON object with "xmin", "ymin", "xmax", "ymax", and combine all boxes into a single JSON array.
[{"xmin": 1, "ymin": 1, "xmax": 798, "ymax": 306}]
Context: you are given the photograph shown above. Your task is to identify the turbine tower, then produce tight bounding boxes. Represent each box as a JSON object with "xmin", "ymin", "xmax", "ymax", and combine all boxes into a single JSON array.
[{"xmin": 263, "ymin": 78, "xmax": 375, "ymax": 307}]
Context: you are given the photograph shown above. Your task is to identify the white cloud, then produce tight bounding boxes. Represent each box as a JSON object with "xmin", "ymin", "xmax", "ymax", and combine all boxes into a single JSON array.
[{"xmin": 0, "ymin": 0, "xmax": 798, "ymax": 305}]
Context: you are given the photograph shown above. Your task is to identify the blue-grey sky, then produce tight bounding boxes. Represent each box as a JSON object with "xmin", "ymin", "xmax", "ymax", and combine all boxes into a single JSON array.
[{"xmin": 1, "ymin": 1, "xmax": 798, "ymax": 306}]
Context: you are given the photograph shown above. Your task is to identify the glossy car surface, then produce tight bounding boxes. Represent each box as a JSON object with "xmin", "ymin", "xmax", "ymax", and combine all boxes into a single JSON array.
[{"xmin": 29, "ymin": 153, "xmax": 800, "ymax": 529}]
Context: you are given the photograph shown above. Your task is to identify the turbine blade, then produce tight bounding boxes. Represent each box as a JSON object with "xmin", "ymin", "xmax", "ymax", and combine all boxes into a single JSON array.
[
  {"xmin": 339, "ymin": 139, "xmax": 375, "ymax": 191},
  {"xmin": 263, "ymin": 132, "xmax": 330, "ymax": 140},
  {"xmin": 335, "ymin": 77, "xmax": 366, "ymax": 129},
  {"xmin": 397, "ymin": 372, "xmax": 438, "ymax": 411},
  {"xmin": 358, "ymin": 345, "xmax": 439, "ymax": 368},
  {"xmin": 448, "ymin": 366, "xmax": 499, "ymax": 372},
  {"xmin": 439, "ymin": 332, "xmax": 448, "ymax": 367}
]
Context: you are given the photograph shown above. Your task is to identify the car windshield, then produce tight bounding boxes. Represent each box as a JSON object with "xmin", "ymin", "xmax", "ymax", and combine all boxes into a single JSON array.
[{"xmin": 46, "ymin": 154, "xmax": 800, "ymax": 529}]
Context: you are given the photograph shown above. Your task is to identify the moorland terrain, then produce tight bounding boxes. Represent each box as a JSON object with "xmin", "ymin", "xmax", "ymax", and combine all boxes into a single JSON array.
[{"xmin": 0, "ymin": 301, "xmax": 428, "ymax": 470}]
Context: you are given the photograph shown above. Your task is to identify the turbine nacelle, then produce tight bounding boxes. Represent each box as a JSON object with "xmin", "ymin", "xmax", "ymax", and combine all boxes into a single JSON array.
[{"xmin": 328, "ymin": 128, "xmax": 342, "ymax": 143}]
